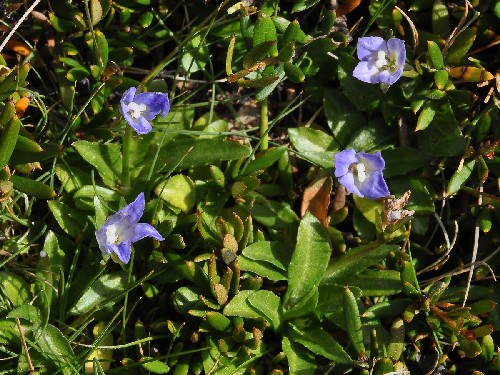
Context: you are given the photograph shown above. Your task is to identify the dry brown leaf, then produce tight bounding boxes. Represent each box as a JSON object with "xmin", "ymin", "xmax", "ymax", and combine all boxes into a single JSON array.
[{"xmin": 301, "ymin": 171, "xmax": 332, "ymax": 227}]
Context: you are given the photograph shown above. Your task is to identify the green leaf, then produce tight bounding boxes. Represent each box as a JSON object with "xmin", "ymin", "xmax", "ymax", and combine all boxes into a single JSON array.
[
  {"xmin": 344, "ymin": 287, "xmax": 365, "ymax": 355},
  {"xmin": 283, "ymin": 212, "xmax": 332, "ymax": 309},
  {"xmin": 287, "ymin": 322, "xmax": 352, "ymax": 364},
  {"xmin": 241, "ymin": 241, "xmax": 290, "ymax": 272},
  {"xmin": 73, "ymin": 140, "xmax": 122, "ymax": 185},
  {"xmin": 243, "ymin": 146, "xmax": 287, "ymax": 175},
  {"xmin": 382, "ymin": 147, "xmax": 433, "ymax": 178},
  {"xmin": 0, "ymin": 106, "xmax": 20, "ymax": 168},
  {"xmin": 427, "ymin": 41, "xmax": 444, "ymax": 69},
  {"xmin": 349, "ymin": 270, "xmax": 402, "ymax": 296},
  {"xmin": 253, "ymin": 16, "xmax": 278, "ymax": 56},
  {"xmin": 284, "ymin": 62, "xmax": 305, "ymax": 83},
  {"xmin": 324, "ymin": 89, "xmax": 365, "ymax": 146},
  {"xmin": 154, "ymin": 138, "xmax": 251, "ymax": 174},
  {"xmin": 155, "ymin": 174, "xmax": 196, "ymax": 213},
  {"xmin": 243, "ymin": 40, "xmax": 277, "ymax": 69},
  {"xmin": 141, "ymin": 358, "xmax": 170, "ymax": 374},
  {"xmin": 223, "ymin": 290, "xmax": 265, "ymax": 320},
  {"xmin": 288, "ymin": 127, "xmax": 337, "ymax": 169},
  {"xmin": 181, "ymin": 35, "xmax": 209, "ymax": 73},
  {"xmin": 418, "ymin": 101, "xmax": 466, "ymax": 156},
  {"xmin": 90, "ymin": 0, "xmax": 112, "ymax": 26},
  {"xmin": 48, "ymin": 201, "xmax": 87, "ymax": 238},
  {"xmin": 447, "ymin": 159, "xmax": 476, "ymax": 196},
  {"xmin": 282, "ymin": 336, "xmax": 316, "ymax": 375},
  {"xmin": 37, "ymin": 324, "xmax": 78, "ymax": 374},
  {"xmin": 432, "ymin": 0, "xmax": 450, "ymax": 37},
  {"xmin": 238, "ymin": 255, "xmax": 287, "ymax": 281},
  {"xmin": 69, "ymin": 271, "xmax": 129, "ymax": 315},
  {"xmin": 415, "ymin": 100, "xmax": 439, "ymax": 131},
  {"xmin": 247, "ymin": 290, "xmax": 282, "ymax": 331},
  {"xmin": 0, "ymin": 272, "xmax": 31, "ymax": 306},
  {"xmin": 322, "ymin": 243, "xmax": 399, "ymax": 283},
  {"xmin": 387, "ymin": 318, "xmax": 405, "ymax": 360},
  {"xmin": 10, "ymin": 175, "xmax": 56, "ymax": 199},
  {"xmin": 292, "ymin": 0, "xmax": 321, "ymax": 13},
  {"xmin": 205, "ymin": 311, "xmax": 231, "ymax": 331},
  {"xmin": 445, "ymin": 27, "xmax": 476, "ymax": 64}
]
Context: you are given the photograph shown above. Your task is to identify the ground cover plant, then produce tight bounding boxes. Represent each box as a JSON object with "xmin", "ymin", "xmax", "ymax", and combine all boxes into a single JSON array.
[{"xmin": 0, "ymin": 0, "xmax": 499, "ymax": 373}]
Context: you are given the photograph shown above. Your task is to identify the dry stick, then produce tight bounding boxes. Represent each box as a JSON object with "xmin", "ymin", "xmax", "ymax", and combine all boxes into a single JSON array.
[
  {"xmin": 0, "ymin": 0, "xmax": 42, "ymax": 53},
  {"xmin": 417, "ymin": 217, "xmax": 458, "ymax": 275},
  {"xmin": 17, "ymin": 318, "xmax": 35, "ymax": 374},
  {"xmin": 394, "ymin": 6, "xmax": 419, "ymax": 56},
  {"xmin": 421, "ymin": 246, "xmax": 499, "ymax": 287},
  {"xmin": 463, "ymin": 182, "xmax": 483, "ymax": 306}
]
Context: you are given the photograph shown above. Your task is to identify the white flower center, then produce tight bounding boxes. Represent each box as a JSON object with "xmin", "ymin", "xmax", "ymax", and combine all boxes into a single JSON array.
[
  {"xmin": 375, "ymin": 51, "xmax": 388, "ymax": 69},
  {"xmin": 128, "ymin": 102, "xmax": 148, "ymax": 119},
  {"xmin": 355, "ymin": 162, "xmax": 367, "ymax": 182},
  {"xmin": 106, "ymin": 224, "xmax": 120, "ymax": 245}
]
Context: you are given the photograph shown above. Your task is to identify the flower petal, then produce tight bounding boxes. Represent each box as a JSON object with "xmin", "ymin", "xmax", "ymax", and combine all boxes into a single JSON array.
[
  {"xmin": 134, "ymin": 92, "xmax": 170, "ymax": 119},
  {"xmin": 387, "ymin": 38, "xmax": 406, "ymax": 67},
  {"xmin": 334, "ymin": 149, "xmax": 358, "ymax": 177},
  {"xmin": 357, "ymin": 151, "xmax": 385, "ymax": 171},
  {"xmin": 121, "ymin": 87, "xmax": 136, "ymax": 104},
  {"xmin": 131, "ymin": 223, "xmax": 165, "ymax": 242},
  {"xmin": 133, "ymin": 116, "xmax": 153, "ymax": 134},
  {"xmin": 358, "ymin": 170, "xmax": 390, "ymax": 199},
  {"xmin": 118, "ymin": 192, "xmax": 146, "ymax": 223},
  {"xmin": 357, "ymin": 36, "xmax": 386, "ymax": 61},
  {"xmin": 114, "ymin": 242, "xmax": 132, "ymax": 264},
  {"xmin": 353, "ymin": 61, "xmax": 381, "ymax": 83},
  {"xmin": 378, "ymin": 68, "xmax": 403, "ymax": 85},
  {"xmin": 338, "ymin": 173, "xmax": 364, "ymax": 197}
]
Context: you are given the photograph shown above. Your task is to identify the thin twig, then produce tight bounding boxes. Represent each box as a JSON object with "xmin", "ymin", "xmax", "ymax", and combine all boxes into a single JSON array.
[
  {"xmin": 421, "ymin": 246, "xmax": 499, "ymax": 286},
  {"xmin": 417, "ymin": 219, "xmax": 458, "ymax": 275},
  {"xmin": 0, "ymin": 0, "xmax": 42, "ymax": 53},
  {"xmin": 17, "ymin": 318, "xmax": 34, "ymax": 374},
  {"xmin": 463, "ymin": 182, "xmax": 483, "ymax": 306}
]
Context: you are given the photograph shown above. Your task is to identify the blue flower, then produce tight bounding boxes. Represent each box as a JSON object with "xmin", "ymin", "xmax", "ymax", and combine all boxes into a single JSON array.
[
  {"xmin": 353, "ymin": 37, "xmax": 406, "ymax": 85},
  {"xmin": 120, "ymin": 87, "xmax": 170, "ymax": 135},
  {"xmin": 95, "ymin": 192, "xmax": 164, "ymax": 264},
  {"xmin": 334, "ymin": 149, "xmax": 390, "ymax": 200}
]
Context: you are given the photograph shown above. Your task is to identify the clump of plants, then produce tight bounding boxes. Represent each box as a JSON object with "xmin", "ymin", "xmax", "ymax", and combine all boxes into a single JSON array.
[{"xmin": 0, "ymin": 0, "xmax": 498, "ymax": 374}]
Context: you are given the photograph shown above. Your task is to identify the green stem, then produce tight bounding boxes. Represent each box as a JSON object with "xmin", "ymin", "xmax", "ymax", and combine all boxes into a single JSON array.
[
  {"xmin": 122, "ymin": 125, "xmax": 132, "ymax": 188},
  {"xmin": 260, "ymin": 98, "xmax": 269, "ymax": 151}
]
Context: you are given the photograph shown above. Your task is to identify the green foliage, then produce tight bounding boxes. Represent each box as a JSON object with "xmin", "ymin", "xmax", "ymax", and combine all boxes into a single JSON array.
[{"xmin": 0, "ymin": 0, "xmax": 498, "ymax": 373}]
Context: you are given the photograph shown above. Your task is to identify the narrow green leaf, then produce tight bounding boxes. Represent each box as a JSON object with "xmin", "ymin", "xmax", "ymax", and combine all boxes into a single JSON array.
[
  {"xmin": 10, "ymin": 175, "xmax": 56, "ymax": 199},
  {"xmin": 284, "ymin": 212, "xmax": 332, "ymax": 309},
  {"xmin": 323, "ymin": 243, "xmax": 398, "ymax": 283},
  {"xmin": 416, "ymin": 100, "xmax": 439, "ymax": 131},
  {"xmin": 344, "ymin": 287, "xmax": 365, "ymax": 356},
  {"xmin": 247, "ymin": 290, "xmax": 282, "ymax": 331},
  {"xmin": 287, "ymin": 322, "xmax": 352, "ymax": 364},
  {"xmin": 447, "ymin": 159, "xmax": 476, "ymax": 196},
  {"xmin": 427, "ymin": 41, "xmax": 444, "ymax": 69},
  {"xmin": 69, "ymin": 271, "xmax": 129, "ymax": 315},
  {"xmin": 284, "ymin": 62, "xmax": 305, "ymax": 83},
  {"xmin": 282, "ymin": 336, "xmax": 316, "ymax": 375},
  {"xmin": 0, "ymin": 113, "xmax": 20, "ymax": 168},
  {"xmin": 445, "ymin": 27, "xmax": 476, "ymax": 64},
  {"xmin": 253, "ymin": 16, "xmax": 278, "ymax": 56},
  {"xmin": 243, "ymin": 40, "xmax": 276, "ymax": 69},
  {"xmin": 387, "ymin": 318, "xmax": 405, "ymax": 360}
]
